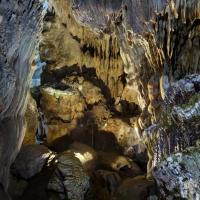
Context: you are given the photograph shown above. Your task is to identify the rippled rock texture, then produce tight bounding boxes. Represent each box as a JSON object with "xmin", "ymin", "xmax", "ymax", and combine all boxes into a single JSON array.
[{"xmin": 48, "ymin": 151, "xmax": 90, "ymax": 200}]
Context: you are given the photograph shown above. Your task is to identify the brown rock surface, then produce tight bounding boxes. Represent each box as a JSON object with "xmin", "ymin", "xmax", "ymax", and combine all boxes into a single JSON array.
[
  {"xmin": 68, "ymin": 142, "xmax": 98, "ymax": 173},
  {"xmin": 97, "ymin": 151, "xmax": 143, "ymax": 176},
  {"xmin": 114, "ymin": 176, "xmax": 155, "ymax": 200},
  {"xmin": 40, "ymin": 86, "xmax": 86, "ymax": 122},
  {"xmin": 40, "ymin": 86, "xmax": 86, "ymax": 144},
  {"xmin": 23, "ymin": 94, "xmax": 38, "ymax": 145},
  {"xmin": 101, "ymin": 118, "xmax": 140, "ymax": 150}
]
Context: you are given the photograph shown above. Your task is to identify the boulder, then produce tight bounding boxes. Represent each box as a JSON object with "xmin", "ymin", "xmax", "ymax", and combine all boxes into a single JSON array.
[
  {"xmin": 114, "ymin": 176, "xmax": 156, "ymax": 200},
  {"xmin": 62, "ymin": 76, "xmax": 106, "ymax": 105},
  {"xmin": 40, "ymin": 86, "xmax": 86, "ymax": 144},
  {"xmin": 48, "ymin": 151, "xmax": 90, "ymax": 200},
  {"xmin": 68, "ymin": 142, "xmax": 98, "ymax": 173},
  {"xmin": 8, "ymin": 175, "xmax": 28, "ymax": 200},
  {"xmin": 40, "ymin": 86, "xmax": 86, "ymax": 122},
  {"xmin": 101, "ymin": 118, "xmax": 141, "ymax": 150},
  {"xmin": 11, "ymin": 145, "xmax": 54, "ymax": 179},
  {"xmin": 97, "ymin": 151, "xmax": 143, "ymax": 177},
  {"xmin": 94, "ymin": 170, "xmax": 122, "ymax": 195}
]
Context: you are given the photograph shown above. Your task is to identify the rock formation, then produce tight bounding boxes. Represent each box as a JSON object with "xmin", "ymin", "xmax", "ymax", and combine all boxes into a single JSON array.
[
  {"xmin": 0, "ymin": 0, "xmax": 200, "ymax": 199},
  {"xmin": 48, "ymin": 151, "xmax": 90, "ymax": 200},
  {"xmin": 71, "ymin": 0, "xmax": 200, "ymax": 176},
  {"xmin": 11, "ymin": 144, "xmax": 55, "ymax": 180},
  {"xmin": 0, "ymin": 0, "xmax": 45, "ymax": 195},
  {"xmin": 154, "ymin": 147, "xmax": 200, "ymax": 199}
]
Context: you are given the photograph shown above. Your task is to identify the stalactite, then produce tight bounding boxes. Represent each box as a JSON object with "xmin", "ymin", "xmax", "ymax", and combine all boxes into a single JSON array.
[{"xmin": 71, "ymin": 0, "xmax": 200, "ymax": 177}]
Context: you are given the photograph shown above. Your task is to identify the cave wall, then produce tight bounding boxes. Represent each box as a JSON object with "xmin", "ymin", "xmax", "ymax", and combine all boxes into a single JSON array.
[
  {"xmin": 71, "ymin": 0, "xmax": 200, "ymax": 174},
  {"xmin": 0, "ymin": 0, "xmax": 45, "ymax": 192},
  {"xmin": 40, "ymin": 0, "xmax": 125, "ymax": 100},
  {"xmin": 37, "ymin": 0, "xmax": 200, "ymax": 172}
]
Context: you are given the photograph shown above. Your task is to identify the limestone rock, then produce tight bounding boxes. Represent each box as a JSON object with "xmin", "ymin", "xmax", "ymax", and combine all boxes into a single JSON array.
[
  {"xmin": 62, "ymin": 76, "xmax": 106, "ymax": 105},
  {"xmin": 98, "ymin": 151, "xmax": 133, "ymax": 172},
  {"xmin": 48, "ymin": 151, "xmax": 90, "ymax": 200},
  {"xmin": 11, "ymin": 145, "xmax": 54, "ymax": 180},
  {"xmin": 143, "ymin": 75, "xmax": 200, "ymax": 171},
  {"xmin": 40, "ymin": 86, "xmax": 86, "ymax": 144},
  {"xmin": 101, "ymin": 118, "xmax": 140, "ymax": 150},
  {"xmin": 114, "ymin": 176, "xmax": 156, "ymax": 200},
  {"xmin": 46, "ymin": 120, "xmax": 72, "ymax": 145},
  {"xmin": 81, "ymin": 80, "xmax": 106, "ymax": 105},
  {"xmin": 98, "ymin": 151, "xmax": 143, "ymax": 178},
  {"xmin": 40, "ymin": 86, "xmax": 86, "ymax": 122},
  {"xmin": 94, "ymin": 170, "xmax": 122, "ymax": 195},
  {"xmin": 68, "ymin": 142, "xmax": 98, "ymax": 173},
  {"xmin": 154, "ymin": 147, "xmax": 200, "ymax": 200},
  {"xmin": 90, "ymin": 104, "xmax": 112, "ymax": 128},
  {"xmin": 40, "ymin": 0, "xmax": 124, "ymax": 100},
  {"xmin": 121, "ymin": 85, "xmax": 139, "ymax": 106},
  {"xmin": 71, "ymin": 0, "xmax": 200, "ymax": 178},
  {"xmin": 23, "ymin": 94, "xmax": 38, "ymax": 145}
]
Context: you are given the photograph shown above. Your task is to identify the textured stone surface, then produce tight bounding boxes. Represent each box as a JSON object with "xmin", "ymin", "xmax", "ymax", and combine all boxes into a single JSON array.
[
  {"xmin": 98, "ymin": 151, "xmax": 132, "ymax": 171},
  {"xmin": 101, "ymin": 118, "xmax": 140, "ymax": 150},
  {"xmin": 142, "ymin": 74, "xmax": 200, "ymax": 175},
  {"xmin": 68, "ymin": 142, "xmax": 98, "ymax": 173},
  {"xmin": 23, "ymin": 93, "xmax": 38, "ymax": 145},
  {"xmin": 0, "ymin": 0, "xmax": 45, "ymax": 192},
  {"xmin": 11, "ymin": 144, "xmax": 54, "ymax": 180},
  {"xmin": 71, "ymin": 0, "xmax": 200, "ymax": 172},
  {"xmin": 114, "ymin": 176, "xmax": 155, "ymax": 200},
  {"xmin": 98, "ymin": 151, "xmax": 143, "ymax": 177},
  {"xmin": 48, "ymin": 151, "xmax": 90, "ymax": 200},
  {"xmin": 154, "ymin": 147, "xmax": 200, "ymax": 200},
  {"xmin": 40, "ymin": 86, "xmax": 86, "ymax": 122},
  {"xmin": 40, "ymin": 0, "xmax": 124, "ymax": 100},
  {"xmin": 40, "ymin": 86, "xmax": 86, "ymax": 144}
]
